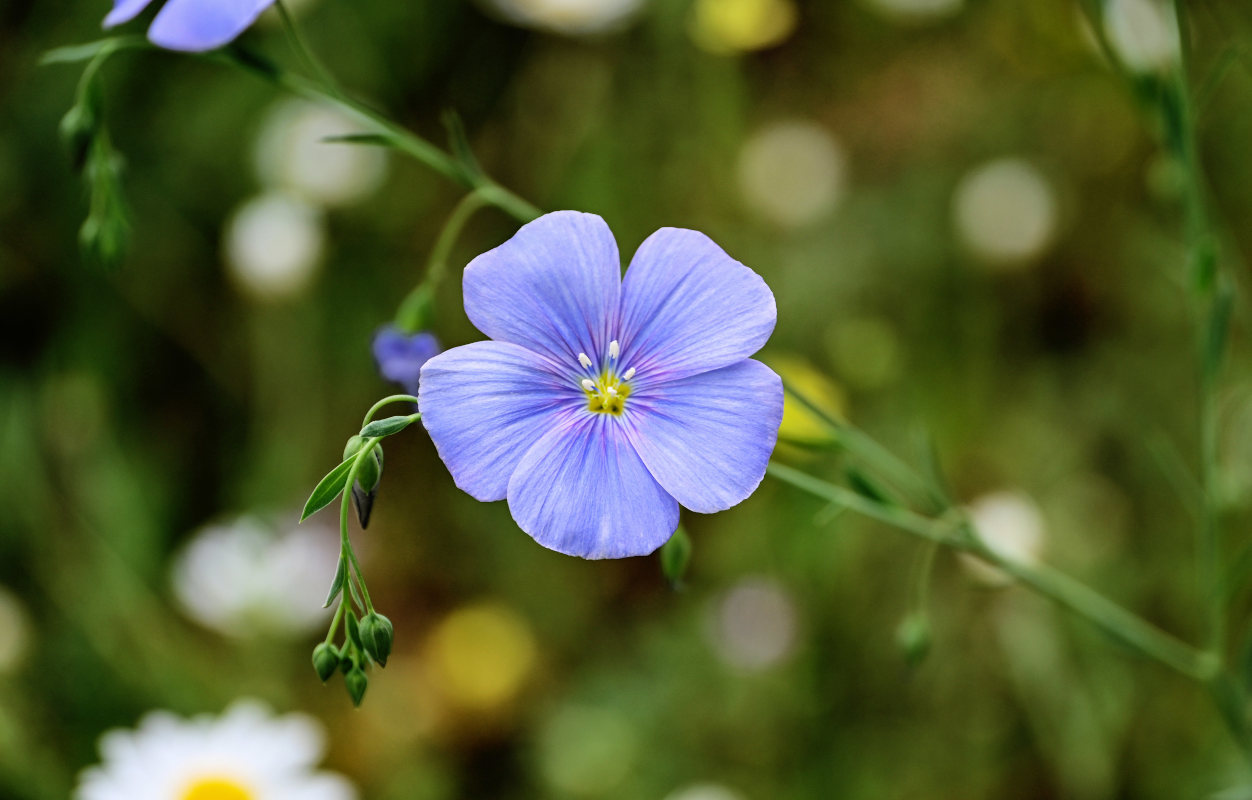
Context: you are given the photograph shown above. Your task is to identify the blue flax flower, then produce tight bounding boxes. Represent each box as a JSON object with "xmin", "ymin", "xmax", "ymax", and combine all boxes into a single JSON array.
[
  {"xmin": 103, "ymin": 0, "xmax": 275, "ymax": 52},
  {"xmin": 373, "ymin": 326, "xmax": 441, "ymax": 397},
  {"xmin": 418, "ymin": 211, "xmax": 783, "ymax": 559}
]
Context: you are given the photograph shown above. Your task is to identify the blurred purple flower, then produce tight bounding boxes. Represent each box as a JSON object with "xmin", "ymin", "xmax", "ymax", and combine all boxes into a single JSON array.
[
  {"xmin": 418, "ymin": 211, "xmax": 783, "ymax": 559},
  {"xmin": 103, "ymin": 0, "xmax": 275, "ymax": 52},
  {"xmin": 373, "ymin": 327, "xmax": 441, "ymax": 396}
]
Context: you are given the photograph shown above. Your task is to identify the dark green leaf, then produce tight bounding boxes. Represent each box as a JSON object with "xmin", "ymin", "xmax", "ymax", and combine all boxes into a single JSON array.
[
  {"xmin": 301, "ymin": 457, "xmax": 354, "ymax": 521},
  {"xmin": 360, "ymin": 415, "xmax": 417, "ymax": 439},
  {"xmin": 323, "ymin": 556, "xmax": 347, "ymax": 608}
]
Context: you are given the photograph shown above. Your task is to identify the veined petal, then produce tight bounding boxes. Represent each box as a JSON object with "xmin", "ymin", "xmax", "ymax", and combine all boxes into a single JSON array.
[
  {"xmin": 148, "ymin": 0, "xmax": 274, "ymax": 52},
  {"xmin": 104, "ymin": 0, "xmax": 156, "ymax": 27},
  {"xmin": 463, "ymin": 211, "xmax": 621, "ymax": 368},
  {"xmin": 419, "ymin": 341, "xmax": 578, "ymax": 502},
  {"xmin": 618, "ymin": 228, "xmax": 775, "ymax": 384},
  {"xmin": 625, "ymin": 359, "xmax": 782, "ymax": 513},
  {"xmin": 507, "ymin": 414, "xmax": 679, "ymax": 559}
]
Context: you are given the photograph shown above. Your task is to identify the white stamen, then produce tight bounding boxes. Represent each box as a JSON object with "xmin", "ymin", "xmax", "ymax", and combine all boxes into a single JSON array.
[
  {"xmin": 622, "ymin": 367, "xmax": 636, "ymax": 381},
  {"xmin": 606, "ymin": 386, "xmax": 618, "ymax": 397},
  {"xmin": 578, "ymin": 352, "xmax": 592, "ymax": 369},
  {"xmin": 609, "ymin": 340, "xmax": 620, "ymax": 360},
  {"xmin": 581, "ymin": 379, "xmax": 596, "ymax": 392}
]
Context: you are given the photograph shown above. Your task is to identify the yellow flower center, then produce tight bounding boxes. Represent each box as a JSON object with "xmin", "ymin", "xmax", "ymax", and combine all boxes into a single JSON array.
[
  {"xmin": 181, "ymin": 777, "xmax": 255, "ymax": 800},
  {"xmin": 576, "ymin": 340, "xmax": 636, "ymax": 416}
]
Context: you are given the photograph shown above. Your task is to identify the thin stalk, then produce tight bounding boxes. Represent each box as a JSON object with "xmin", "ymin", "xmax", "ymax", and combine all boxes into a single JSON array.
[
  {"xmin": 274, "ymin": 0, "xmax": 341, "ymax": 97},
  {"xmin": 766, "ymin": 462, "xmax": 1217, "ymax": 682},
  {"xmin": 212, "ymin": 49, "xmax": 541, "ymax": 223},
  {"xmin": 323, "ymin": 599, "xmax": 345, "ymax": 645},
  {"xmin": 360, "ymin": 394, "xmax": 419, "ymax": 428},
  {"xmin": 338, "ymin": 439, "xmax": 379, "ymax": 614},
  {"xmin": 395, "ymin": 187, "xmax": 493, "ymax": 330}
]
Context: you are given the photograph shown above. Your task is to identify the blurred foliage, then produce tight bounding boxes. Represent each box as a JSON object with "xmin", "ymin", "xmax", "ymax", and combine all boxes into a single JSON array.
[{"xmin": 6, "ymin": 0, "xmax": 1252, "ymax": 797}]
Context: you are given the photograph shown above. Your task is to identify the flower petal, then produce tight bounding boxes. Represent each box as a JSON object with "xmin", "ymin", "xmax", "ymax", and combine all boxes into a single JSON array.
[
  {"xmin": 463, "ymin": 210, "xmax": 621, "ymax": 369},
  {"xmin": 618, "ymin": 227, "xmax": 775, "ymax": 384},
  {"xmin": 373, "ymin": 326, "xmax": 440, "ymax": 396},
  {"xmin": 625, "ymin": 358, "xmax": 782, "ymax": 513},
  {"xmin": 104, "ymin": 0, "xmax": 156, "ymax": 27},
  {"xmin": 148, "ymin": 0, "xmax": 274, "ymax": 52},
  {"xmin": 419, "ymin": 341, "xmax": 578, "ymax": 502},
  {"xmin": 507, "ymin": 414, "xmax": 679, "ymax": 559}
]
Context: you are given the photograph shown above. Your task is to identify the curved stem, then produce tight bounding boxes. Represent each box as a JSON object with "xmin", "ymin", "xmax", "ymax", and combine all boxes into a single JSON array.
[
  {"xmin": 211, "ymin": 49, "xmax": 541, "ymax": 223},
  {"xmin": 395, "ymin": 187, "xmax": 493, "ymax": 331},
  {"xmin": 360, "ymin": 394, "xmax": 419, "ymax": 428},
  {"xmin": 765, "ymin": 462, "xmax": 1217, "ymax": 682}
]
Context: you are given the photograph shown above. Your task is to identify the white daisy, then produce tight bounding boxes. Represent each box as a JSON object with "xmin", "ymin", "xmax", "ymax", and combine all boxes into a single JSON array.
[{"xmin": 75, "ymin": 700, "xmax": 356, "ymax": 800}]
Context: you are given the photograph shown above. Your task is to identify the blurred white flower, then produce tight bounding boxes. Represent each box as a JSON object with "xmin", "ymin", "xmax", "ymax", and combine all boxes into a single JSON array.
[
  {"xmin": 0, "ymin": 585, "xmax": 30, "ymax": 674},
  {"xmin": 953, "ymin": 158, "xmax": 1058, "ymax": 268},
  {"xmin": 223, "ymin": 192, "xmax": 325, "ymax": 301},
  {"xmin": 959, "ymin": 491, "xmax": 1046, "ymax": 586},
  {"xmin": 171, "ymin": 514, "xmax": 338, "ymax": 639},
  {"xmin": 254, "ymin": 100, "xmax": 387, "ymax": 208},
  {"xmin": 737, "ymin": 120, "xmax": 846, "ymax": 229},
  {"xmin": 1104, "ymin": 0, "xmax": 1179, "ymax": 74},
  {"xmin": 664, "ymin": 784, "xmax": 748, "ymax": 800},
  {"xmin": 707, "ymin": 576, "xmax": 798, "ymax": 671},
  {"xmin": 861, "ymin": 0, "xmax": 962, "ymax": 25},
  {"xmin": 75, "ymin": 700, "xmax": 356, "ymax": 800},
  {"xmin": 486, "ymin": 0, "xmax": 645, "ymax": 35},
  {"xmin": 538, "ymin": 705, "xmax": 638, "ymax": 795}
]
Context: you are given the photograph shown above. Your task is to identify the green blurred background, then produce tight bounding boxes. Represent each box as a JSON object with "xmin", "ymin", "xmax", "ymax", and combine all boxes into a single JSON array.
[{"xmin": 5, "ymin": 0, "xmax": 1252, "ymax": 797}]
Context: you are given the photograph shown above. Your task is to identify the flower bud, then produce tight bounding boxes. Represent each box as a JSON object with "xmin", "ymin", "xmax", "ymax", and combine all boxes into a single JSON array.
[
  {"xmin": 312, "ymin": 642, "xmax": 339, "ymax": 682},
  {"xmin": 345, "ymin": 666, "xmax": 368, "ymax": 706},
  {"xmin": 895, "ymin": 613, "xmax": 931, "ymax": 667},
  {"xmin": 342, "ymin": 435, "xmax": 367, "ymax": 461},
  {"xmin": 359, "ymin": 612, "xmax": 394, "ymax": 667}
]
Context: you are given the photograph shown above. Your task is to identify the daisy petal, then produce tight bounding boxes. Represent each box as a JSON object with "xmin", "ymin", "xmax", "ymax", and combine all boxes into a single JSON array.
[
  {"xmin": 104, "ymin": 0, "xmax": 156, "ymax": 27},
  {"xmin": 626, "ymin": 359, "xmax": 783, "ymax": 513},
  {"xmin": 507, "ymin": 414, "xmax": 679, "ymax": 559},
  {"xmin": 463, "ymin": 211, "xmax": 620, "ymax": 368},
  {"xmin": 419, "ymin": 341, "xmax": 577, "ymax": 502},
  {"xmin": 148, "ymin": 0, "xmax": 274, "ymax": 52},
  {"xmin": 618, "ymin": 227, "xmax": 775, "ymax": 383}
]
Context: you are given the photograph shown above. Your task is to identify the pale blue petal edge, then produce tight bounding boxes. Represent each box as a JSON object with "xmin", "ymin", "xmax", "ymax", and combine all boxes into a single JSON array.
[
  {"xmin": 104, "ymin": 0, "xmax": 156, "ymax": 27},
  {"xmin": 507, "ymin": 413, "xmax": 680, "ymax": 559},
  {"xmin": 463, "ymin": 210, "xmax": 621, "ymax": 371},
  {"xmin": 617, "ymin": 227, "xmax": 776, "ymax": 385},
  {"xmin": 419, "ymin": 340, "xmax": 579, "ymax": 502},
  {"xmin": 148, "ymin": 0, "xmax": 274, "ymax": 52},
  {"xmin": 626, "ymin": 358, "xmax": 783, "ymax": 513}
]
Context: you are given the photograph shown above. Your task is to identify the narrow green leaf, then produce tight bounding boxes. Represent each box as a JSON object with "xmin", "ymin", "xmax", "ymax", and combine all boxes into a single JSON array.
[
  {"xmin": 301, "ymin": 457, "xmax": 354, "ymax": 521},
  {"xmin": 323, "ymin": 556, "xmax": 347, "ymax": 608},
  {"xmin": 41, "ymin": 36, "xmax": 147, "ymax": 66},
  {"xmin": 345, "ymin": 610, "xmax": 364, "ymax": 652},
  {"xmin": 360, "ymin": 414, "xmax": 417, "ymax": 439},
  {"xmin": 321, "ymin": 132, "xmax": 397, "ymax": 148},
  {"xmin": 659, "ymin": 526, "xmax": 692, "ymax": 588}
]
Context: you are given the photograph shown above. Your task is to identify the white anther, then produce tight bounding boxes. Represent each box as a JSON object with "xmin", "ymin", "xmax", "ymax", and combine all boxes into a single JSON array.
[
  {"xmin": 609, "ymin": 340, "xmax": 620, "ymax": 360},
  {"xmin": 581, "ymin": 379, "xmax": 596, "ymax": 392},
  {"xmin": 622, "ymin": 367, "xmax": 635, "ymax": 381},
  {"xmin": 578, "ymin": 352, "xmax": 592, "ymax": 369},
  {"xmin": 606, "ymin": 386, "xmax": 618, "ymax": 397}
]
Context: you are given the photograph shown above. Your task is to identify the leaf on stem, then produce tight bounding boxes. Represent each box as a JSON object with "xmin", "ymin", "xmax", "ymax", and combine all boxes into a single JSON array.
[
  {"xmin": 301, "ymin": 457, "xmax": 355, "ymax": 521},
  {"xmin": 360, "ymin": 414, "xmax": 418, "ymax": 439},
  {"xmin": 323, "ymin": 556, "xmax": 347, "ymax": 608}
]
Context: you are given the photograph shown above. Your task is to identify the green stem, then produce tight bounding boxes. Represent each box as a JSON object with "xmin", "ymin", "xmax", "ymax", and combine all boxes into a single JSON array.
[
  {"xmin": 361, "ymin": 394, "xmax": 419, "ymax": 428},
  {"xmin": 765, "ymin": 462, "xmax": 1217, "ymax": 682},
  {"xmin": 274, "ymin": 0, "xmax": 341, "ymax": 97},
  {"xmin": 324, "ymin": 598, "xmax": 345, "ymax": 644},
  {"xmin": 212, "ymin": 49, "xmax": 541, "ymax": 223},
  {"xmin": 395, "ymin": 187, "xmax": 493, "ymax": 330},
  {"xmin": 338, "ymin": 439, "xmax": 379, "ymax": 614}
]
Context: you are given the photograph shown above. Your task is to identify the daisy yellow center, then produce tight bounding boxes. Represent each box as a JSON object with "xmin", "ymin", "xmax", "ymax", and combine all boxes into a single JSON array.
[
  {"xmin": 181, "ymin": 777, "xmax": 255, "ymax": 800},
  {"xmin": 577, "ymin": 340, "xmax": 635, "ymax": 416}
]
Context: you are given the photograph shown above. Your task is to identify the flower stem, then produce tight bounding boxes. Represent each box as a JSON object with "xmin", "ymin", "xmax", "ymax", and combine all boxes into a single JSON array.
[
  {"xmin": 360, "ymin": 394, "xmax": 419, "ymax": 428},
  {"xmin": 212, "ymin": 48, "xmax": 541, "ymax": 224},
  {"xmin": 395, "ymin": 187, "xmax": 493, "ymax": 330}
]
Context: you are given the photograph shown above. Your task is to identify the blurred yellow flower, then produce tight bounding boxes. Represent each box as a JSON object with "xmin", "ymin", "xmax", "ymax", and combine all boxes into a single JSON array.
[
  {"xmin": 689, "ymin": 0, "xmax": 798, "ymax": 54},
  {"xmin": 769, "ymin": 355, "xmax": 846, "ymax": 448},
  {"xmin": 426, "ymin": 603, "xmax": 538, "ymax": 713}
]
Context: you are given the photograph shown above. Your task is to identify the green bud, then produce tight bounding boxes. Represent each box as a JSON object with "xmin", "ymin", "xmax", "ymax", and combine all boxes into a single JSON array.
[
  {"xmin": 659, "ymin": 526, "xmax": 692, "ymax": 588},
  {"xmin": 360, "ymin": 612, "xmax": 394, "ymax": 667},
  {"xmin": 345, "ymin": 666, "xmax": 368, "ymax": 707},
  {"xmin": 60, "ymin": 103, "xmax": 97, "ymax": 172},
  {"xmin": 343, "ymin": 435, "xmax": 367, "ymax": 461},
  {"xmin": 356, "ymin": 445, "xmax": 382, "ymax": 493},
  {"xmin": 895, "ymin": 613, "xmax": 931, "ymax": 667},
  {"xmin": 312, "ymin": 642, "xmax": 339, "ymax": 682}
]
